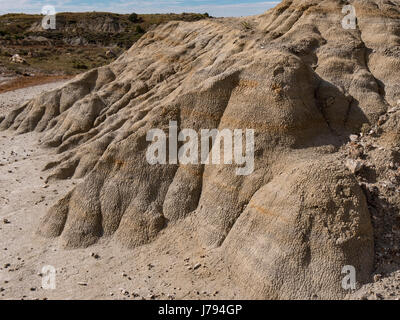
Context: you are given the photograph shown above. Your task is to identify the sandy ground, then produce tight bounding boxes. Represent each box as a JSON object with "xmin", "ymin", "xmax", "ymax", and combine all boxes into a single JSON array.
[
  {"xmin": 0, "ymin": 84, "xmax": 242, "ymax": 300},
  {"xmin": 0, "ymin": 81, "xmax": 66, "ymax": 117}
]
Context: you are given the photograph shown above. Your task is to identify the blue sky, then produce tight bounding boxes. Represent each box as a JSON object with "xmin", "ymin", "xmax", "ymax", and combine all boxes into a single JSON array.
[{"xmin": 0, "ymin": 0, "xmax": 281, "ymax": 17}]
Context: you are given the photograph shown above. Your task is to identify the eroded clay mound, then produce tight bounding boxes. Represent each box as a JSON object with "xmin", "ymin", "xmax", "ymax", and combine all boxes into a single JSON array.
[{"xmin": 2, "ymin": 0, "xmax": 400, "ymax": 299}]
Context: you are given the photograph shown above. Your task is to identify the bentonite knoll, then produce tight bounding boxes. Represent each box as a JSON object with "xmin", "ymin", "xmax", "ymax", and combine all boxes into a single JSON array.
[{"xmin": 2, "ymin": 0, "xmax": 400, "ymax": 299}]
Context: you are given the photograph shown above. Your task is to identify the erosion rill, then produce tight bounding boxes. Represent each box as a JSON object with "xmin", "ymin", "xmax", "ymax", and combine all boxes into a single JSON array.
[{"xmin": 2, "ymin": 0, "xmax": 400, "ymax": 299}]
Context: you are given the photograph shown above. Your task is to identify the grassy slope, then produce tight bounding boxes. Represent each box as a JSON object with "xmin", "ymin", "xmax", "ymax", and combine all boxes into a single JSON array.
[{"xmin": 0, "ymin": 12, "xmax": 209, "ymax": 76}]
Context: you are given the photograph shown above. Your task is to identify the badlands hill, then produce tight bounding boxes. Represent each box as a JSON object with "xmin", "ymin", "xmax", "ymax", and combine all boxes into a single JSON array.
[{"xmin": 1, "ymin": 0, "xmax": 400, "ymax": 299}]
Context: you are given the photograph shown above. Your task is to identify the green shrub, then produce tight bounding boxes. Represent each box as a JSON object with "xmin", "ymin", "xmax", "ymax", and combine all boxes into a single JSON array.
[
  {"xmin": 128, "ymin": 13, "xmax": 139, "ymax": 23},
  {"xmin": 135, "ymin": 25, "xmax": 145, "ymax": 34}
]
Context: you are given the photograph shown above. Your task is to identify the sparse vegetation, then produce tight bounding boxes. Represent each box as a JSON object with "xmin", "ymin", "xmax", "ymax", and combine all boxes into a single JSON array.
[
  {"xmin": 240, "ymin": 21, "xmax": 253, "ymax": 30},
  {"xmin": 0, "ymin": 12, "xmax": 210, "ymax": 77},
  {"xmin": 72, "ymin": 61, "xmax": 89, "ymax": 70},
  {"xmin": 135, "ymin": 25, "xmax": 145, "ymax": 34},
  {"xmin": 0, "ymin": 12, "xmax": 210, "ymax": 48}
]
